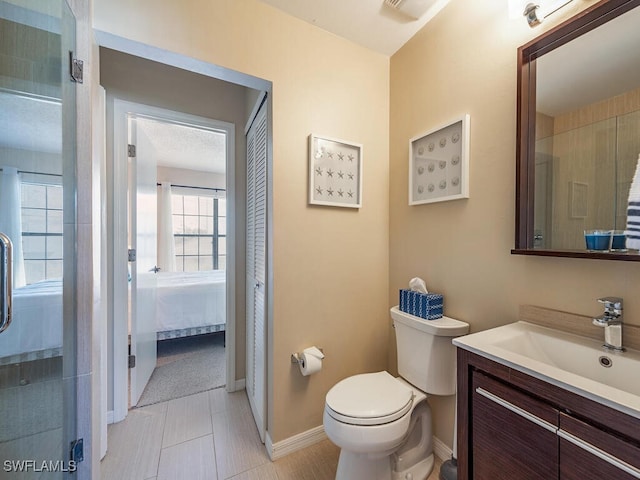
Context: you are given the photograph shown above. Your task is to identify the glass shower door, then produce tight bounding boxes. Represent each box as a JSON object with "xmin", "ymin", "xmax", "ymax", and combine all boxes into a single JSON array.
[{"xmin": 0, "ymin": 0, "xmax": 77, "ymax": 477}]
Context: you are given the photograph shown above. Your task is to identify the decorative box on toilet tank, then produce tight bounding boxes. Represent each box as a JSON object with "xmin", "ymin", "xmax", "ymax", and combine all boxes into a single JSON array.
[{"xmin": 399, "ymin": 289, "xmax": 444, "ymax": 320}]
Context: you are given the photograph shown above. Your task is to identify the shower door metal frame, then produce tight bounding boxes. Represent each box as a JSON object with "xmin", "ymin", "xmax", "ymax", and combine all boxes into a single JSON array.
[{"xmin": 0, "ymin": 233, "xmax": 12, "ymax": 334}]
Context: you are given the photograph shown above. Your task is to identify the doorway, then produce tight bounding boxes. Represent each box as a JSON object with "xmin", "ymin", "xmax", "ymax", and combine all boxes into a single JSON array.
[
  {"xmin": 127, "ymin": 109, "xmax": 232, "ymax": 408},
  {"xmin": 110, "ymin": 98, "xmax": 236, "ymax": 417}
]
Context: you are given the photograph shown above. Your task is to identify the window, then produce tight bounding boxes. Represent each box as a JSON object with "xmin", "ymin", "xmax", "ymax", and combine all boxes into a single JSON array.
[
  {"xmin": 172, "ymin": 193, "xmax": 226, "ymax": 272},
  {"xmin": 21, "ymin": 181, "xmax": 63, "ymax": 284}
]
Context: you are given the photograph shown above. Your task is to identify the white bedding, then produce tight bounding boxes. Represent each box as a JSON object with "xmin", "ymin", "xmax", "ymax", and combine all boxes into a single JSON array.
[
  {"xmin": 0, "ymin": 278, "xmax": 63, "ymax": 361},
  {"xmin": 156, "ymin": 270, "xmax": 226, "ymax": 333},
  {"xmin": 0, "ymin": 270, "xmax": 225, "ymax": 361}
]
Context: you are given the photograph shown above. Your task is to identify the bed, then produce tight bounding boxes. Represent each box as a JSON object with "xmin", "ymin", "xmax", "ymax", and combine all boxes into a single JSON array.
[
  {"xmin": 0, "ymin": 270, "xmax": 225, "ymax": 364},
  {"xmin": 155, "ymin": 270, "xmax": 226, "ymax": 340},
  {"xmin": 0, "ymin": 278, "xmax": 63, "ymax": 365}
]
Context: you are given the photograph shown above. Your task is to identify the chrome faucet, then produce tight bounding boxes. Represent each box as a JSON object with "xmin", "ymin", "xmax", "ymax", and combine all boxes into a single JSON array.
[{"xmin": 593, "ymin": 297, "xmax": 624, "ymax": 352}]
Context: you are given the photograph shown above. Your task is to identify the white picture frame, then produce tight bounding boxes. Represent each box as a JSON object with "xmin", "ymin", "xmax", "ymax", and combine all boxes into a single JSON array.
[
  {"xmin": 409, "ymin": 114, "xmax": 470, "ymax": 205},
  {"xmin": 309, "ymin": 134, "xmax": 363, "ymax": 208}
]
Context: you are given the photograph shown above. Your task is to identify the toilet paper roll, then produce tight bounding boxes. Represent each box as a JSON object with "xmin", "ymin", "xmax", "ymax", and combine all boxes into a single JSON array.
[
  {"xmin": 303, "ymin": 346, "xmax": 324, "ymax": 359},
  {"xmin": 299, "ymin": 347, "xmax": 323, "ymax": 376}
]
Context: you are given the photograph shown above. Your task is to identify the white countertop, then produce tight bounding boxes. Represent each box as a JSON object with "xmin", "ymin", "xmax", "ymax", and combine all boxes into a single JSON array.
[{"xmin": 453, "ymin": 321, "xmax": 640, "ymax": 420}]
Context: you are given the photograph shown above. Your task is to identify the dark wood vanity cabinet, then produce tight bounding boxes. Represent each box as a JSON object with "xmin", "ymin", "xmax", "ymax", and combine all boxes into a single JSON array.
[{"xmin": 457, "ymin": 349, "xmax": 640, "ymax": 480}]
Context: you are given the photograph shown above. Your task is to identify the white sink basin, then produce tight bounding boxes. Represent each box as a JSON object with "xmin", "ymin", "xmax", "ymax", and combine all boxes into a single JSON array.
[{"xmin": 453, "ymin": 321, "xmax": 640, "ymax": 418}]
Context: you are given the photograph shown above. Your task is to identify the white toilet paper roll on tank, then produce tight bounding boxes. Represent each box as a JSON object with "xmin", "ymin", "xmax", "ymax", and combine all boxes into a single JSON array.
[{"xmin": 299, "ymin": 346, "xmax": 324, "ymax": 376}]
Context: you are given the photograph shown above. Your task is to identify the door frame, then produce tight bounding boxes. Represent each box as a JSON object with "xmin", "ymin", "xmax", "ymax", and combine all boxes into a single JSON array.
[{"xmin": 112, "ymin": 99, "xmax": 236, "ymax": 421}]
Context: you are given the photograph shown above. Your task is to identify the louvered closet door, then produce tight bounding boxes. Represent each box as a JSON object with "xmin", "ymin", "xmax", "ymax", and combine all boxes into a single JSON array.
[{"xmin": 246, "ymin": 99, "xmax": 267, "ymax": 441}]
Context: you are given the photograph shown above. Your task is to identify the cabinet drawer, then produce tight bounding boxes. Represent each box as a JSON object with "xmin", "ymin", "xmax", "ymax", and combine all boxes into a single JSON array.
[
  {"xmin": 559, "ymin": 413, "xmax": 640, "ymax": 480},
  {"xmin": 472, "ymin": 372, "xmax": 559, "ymax": 480},
  {"xmin": 473, "ymin": 371, "xmax": 558, "ymax": 425}
]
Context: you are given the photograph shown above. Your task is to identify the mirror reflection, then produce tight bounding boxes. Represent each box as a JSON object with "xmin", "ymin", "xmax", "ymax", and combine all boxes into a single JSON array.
[{"xmin": 533, "ymin": 4, "xmax": 640, "ymax": 252}]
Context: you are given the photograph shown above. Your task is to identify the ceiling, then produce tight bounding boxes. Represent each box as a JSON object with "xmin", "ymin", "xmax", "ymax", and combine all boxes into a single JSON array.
[
  {"xmin": 0, "ymin": 91, "xmax": 61, "ymax": 155},
  {"xmin": 536, "ymin": 5, "xmax": 640, "ymax": 117},
  {"xmin": 134, "ymin": 117, "xmax": 226, "ymax": 174},
  {"xmin": 257, "ymin": 0, "xmax": 451, "ymax": 56}
]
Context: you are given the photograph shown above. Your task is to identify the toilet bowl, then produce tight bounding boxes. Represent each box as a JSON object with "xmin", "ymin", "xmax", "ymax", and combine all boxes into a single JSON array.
[
  {"xmin": 324, "ymin": 372, "xmax": 432, "ymax": 480},
  {"xmin": 323, "ymin": 371, "xmax": 433, "ymax": 480},
  {"xmin": 323, "ymin": 307, "xmax": 468, "ymax": 480}
]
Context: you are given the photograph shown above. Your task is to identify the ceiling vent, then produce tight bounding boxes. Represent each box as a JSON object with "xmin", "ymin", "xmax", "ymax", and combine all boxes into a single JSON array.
[{"xmin": 383, "ymin": 0, "xmax": 436, "ymax": 20}]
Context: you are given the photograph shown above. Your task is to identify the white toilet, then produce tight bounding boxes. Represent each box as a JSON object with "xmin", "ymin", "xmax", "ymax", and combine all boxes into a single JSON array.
[{"xmin": 323, "ymin": 306, "xmax": 469, "ymax": 480}]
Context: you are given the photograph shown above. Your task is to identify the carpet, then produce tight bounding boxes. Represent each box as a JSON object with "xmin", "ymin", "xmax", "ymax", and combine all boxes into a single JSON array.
[{"xmin": 136, "ymin": 332, "xmax": 225, "ymax": 407}]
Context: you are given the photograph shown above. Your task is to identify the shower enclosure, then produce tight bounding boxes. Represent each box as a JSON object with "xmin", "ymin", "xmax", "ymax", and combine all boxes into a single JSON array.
[
  {"xmin": 0, "ymin": 0, "xmax": 78, "ymax": 476},
  {"xmin": 534, "ymin": 109, "xmax": 640, "ymax": 251}
]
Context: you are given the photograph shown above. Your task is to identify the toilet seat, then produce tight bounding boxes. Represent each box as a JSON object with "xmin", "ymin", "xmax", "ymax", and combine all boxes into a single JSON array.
[{"xmin": 325, "ymin": 372, "xmax": 415, "ymax": 426}]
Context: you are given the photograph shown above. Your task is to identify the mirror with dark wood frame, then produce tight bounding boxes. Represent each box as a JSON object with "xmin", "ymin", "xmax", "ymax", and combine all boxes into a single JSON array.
[{"xmin": 513, "ymin": 0, "xmax": 640, "ymax": 261}]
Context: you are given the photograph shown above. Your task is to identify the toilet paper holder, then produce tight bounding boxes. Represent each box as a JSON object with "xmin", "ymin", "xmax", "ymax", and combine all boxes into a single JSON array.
[{"xmin": 291, "ymin": 347, "xmax": 324, "ymax": 364}]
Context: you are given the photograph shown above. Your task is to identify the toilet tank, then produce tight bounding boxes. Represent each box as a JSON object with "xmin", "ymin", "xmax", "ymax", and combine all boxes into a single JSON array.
[{"xmin": 391, "ymin": 306, "xmax": 469, "ymax": 396}]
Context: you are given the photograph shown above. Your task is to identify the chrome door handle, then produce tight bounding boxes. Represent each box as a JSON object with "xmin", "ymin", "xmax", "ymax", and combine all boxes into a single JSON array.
[
  {"xmin": 475, "ymin": 387, "xmax": 557, "ymax": 433},
  {"xmin": 0, "ymin": 232, "xmax": 13, "ymax": 334}
]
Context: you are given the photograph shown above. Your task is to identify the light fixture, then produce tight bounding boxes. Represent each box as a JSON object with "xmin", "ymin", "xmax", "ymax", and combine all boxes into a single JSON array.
[
  {"xmin": 524, "ymin": 3, "xmax": 542, "ymax": 26},
  {"xmin": 522, "ymin": 0, "xmax": 574, "ymax": 27}
]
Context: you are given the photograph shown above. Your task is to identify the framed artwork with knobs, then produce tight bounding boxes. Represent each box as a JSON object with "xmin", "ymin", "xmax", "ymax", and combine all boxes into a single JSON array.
[
  {"xmin": 309, "ymin": 134, "xmax": 363, "ymax": 208},
  {"xmin": 409, "ymin": 114, "xmax": 470, "ymax": 205}
]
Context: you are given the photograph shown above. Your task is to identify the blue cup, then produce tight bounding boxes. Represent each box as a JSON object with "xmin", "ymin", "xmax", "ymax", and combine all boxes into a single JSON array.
[
  {"xmin": 610, "ymin": 230, "xmax": 627, "ymax": 251},
  {"xmin": 584, "ymin": 230, "xmax": 611, "ymax": 251}
]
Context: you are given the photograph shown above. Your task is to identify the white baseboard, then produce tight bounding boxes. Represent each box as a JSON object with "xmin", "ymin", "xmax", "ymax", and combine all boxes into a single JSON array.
[
  {"xmin": 226, "ymin": 378, "xmax": 246, "ymax": 393},
  {"xmin": 265, "ymin": 427, "xmax": 451, "ymax": 464},
  {"xmin": 107, "ymin": 410, "xmax": 114, "ymax": 425},
  {"xmin": 266, "ymin": 425, "xmax": 327, "ymax": 461},
  {"xmin": 433, "ymin": 435, "xmax": 453, "ymax": 462},
  {"xmin": 234, "ymin": 378, "xmax": 246, "ymax": 391}
]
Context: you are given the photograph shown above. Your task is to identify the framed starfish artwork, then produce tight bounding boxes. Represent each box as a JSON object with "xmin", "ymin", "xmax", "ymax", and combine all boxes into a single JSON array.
[{"xmin": 309, "ymin": 134, "xmax": 362, "ymax": 208}]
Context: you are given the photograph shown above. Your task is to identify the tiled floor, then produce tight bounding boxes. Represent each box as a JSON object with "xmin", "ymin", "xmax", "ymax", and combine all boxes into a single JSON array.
[{"xmin": 101, "ymin": 388, "xmax": 442, "ymax": 480}]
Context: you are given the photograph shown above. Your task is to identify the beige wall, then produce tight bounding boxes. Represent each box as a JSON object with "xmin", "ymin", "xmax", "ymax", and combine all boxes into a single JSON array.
[
  {"xmin": 390, "ymin": 0, "xmax": 640, "ymax": 450},
  {"xmin": 94, "ymin": 0, "xmax": 390, "ymax": 442}
]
